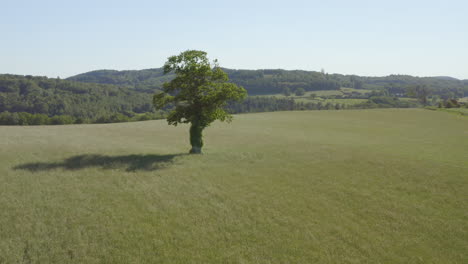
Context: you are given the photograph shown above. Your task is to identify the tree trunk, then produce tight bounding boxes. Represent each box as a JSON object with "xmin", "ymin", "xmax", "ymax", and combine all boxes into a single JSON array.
[{"xmin": 189, "ymin": 122, "xmax": 204, "ymax": 154}]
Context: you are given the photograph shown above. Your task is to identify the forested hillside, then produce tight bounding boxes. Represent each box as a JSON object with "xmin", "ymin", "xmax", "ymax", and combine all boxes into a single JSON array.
[
  {"xmin": 69, "ymin": 68, "xmax": 468, "ymax": 97},
  {"xmin": 68, "ymin": 68, "xmax": 171, "ymax": 93},
  {"xmin": 1, "ymin": 68, "xmax": 467, "ymax": 125},
  {"xmin": 0, "ymin": 74, "xmax": 157, "ymax": 124},
  {"xmin": 1, "ymin": 74, "xmax": 330, "ymax": 125}
]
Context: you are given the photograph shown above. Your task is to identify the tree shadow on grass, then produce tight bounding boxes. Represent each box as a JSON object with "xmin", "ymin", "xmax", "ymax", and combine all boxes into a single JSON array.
[{"xmin": 14, "ymin": 153, "xmax": 186, "ymax": 172}]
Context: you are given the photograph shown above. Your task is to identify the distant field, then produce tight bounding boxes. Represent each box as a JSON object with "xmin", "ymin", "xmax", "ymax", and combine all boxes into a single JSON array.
[
  {"xmin": 341, "ymin": 87, "xmax": 374, "ymax": 95},
  {"xmin": 257, "ymin": 88, "xmax": 381, "ymax": 106},
  {"xmin": 1, "ymin": 109, "xmax": 467, "ymax": 263},
  {"xmin": 400, "ymin": 97, "xmax": 419, "ymax": 102},
  {"xmin": 259, "ymin": 87, "xmax": 371, "ymax": 99},
  {"xmin": 294, "ymin": 98, "xmax": 368, "ymax": 105}
]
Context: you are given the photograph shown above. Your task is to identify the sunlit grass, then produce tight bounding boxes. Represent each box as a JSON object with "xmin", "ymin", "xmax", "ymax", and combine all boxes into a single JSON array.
[{"xmin": 1, "ymin": 109, "xmax": 467, "ymax": 263}]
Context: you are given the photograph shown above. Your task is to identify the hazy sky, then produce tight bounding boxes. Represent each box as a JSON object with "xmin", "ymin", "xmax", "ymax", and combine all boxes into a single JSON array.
[{"xmin": 1, "ymin": 0, "xmax": 467, "ymax": 79}]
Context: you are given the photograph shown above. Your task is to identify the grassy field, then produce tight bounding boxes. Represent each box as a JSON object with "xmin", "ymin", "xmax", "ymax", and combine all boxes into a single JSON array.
[
  {"xmin": 340, "ymin": 87, "xmax": 372, "ymax": 94},
  {"xmin": 294, "ymin": 98, "xmax": 368, "ymax": 105},
  {"xmin": 435, "ymin": 107, "xmax": 468, "ymax": 116},
  {"xmin": 257, "ymin": 89, "xmax": 342, "ymax": 99},
  {"xmin": 1, "ymin": 109, "xmax": 467, "ymax": 263},
  {"xmin": 257, "ymin": 92, "xmax": 368, "ymax": 106},
  {"xmin": 261, "ymin": 87, "xmax": 372, "ymax": 98},
  {"xmin": 256, "ymin": 87, "xmax": 412, "ymax": 106}
]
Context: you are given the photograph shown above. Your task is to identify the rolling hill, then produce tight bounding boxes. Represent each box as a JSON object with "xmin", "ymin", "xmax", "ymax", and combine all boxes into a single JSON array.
[
  {"xmin": 68, "ymin": 68, "xmax": 468, "ymax": 96},
  {"xmin": 1, "ymin": 68, "xmax": 467, "ymax": 125}
]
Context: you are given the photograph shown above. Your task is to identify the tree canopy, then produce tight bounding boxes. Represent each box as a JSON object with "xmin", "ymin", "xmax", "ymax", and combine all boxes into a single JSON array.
[
  {"xmin": 153, "ymin": 50, "xmax": 247, "ymax": 153},
  {"xmin": 0, "ymin": 74, "xmax": 156, "ymax": 121}
]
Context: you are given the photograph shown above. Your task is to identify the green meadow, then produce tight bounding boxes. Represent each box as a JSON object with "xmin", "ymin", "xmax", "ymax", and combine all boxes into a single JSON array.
[
  {"xmin": 294, "ymin": 98, "xmax": 368, "ymax": 105},
  {"xmin": 1, "ymin": 109, "xmax": 467, "ymax": 263},
  {"xmin": 257, "ymin": 88, "xmax": 388, "ymax": 106}
]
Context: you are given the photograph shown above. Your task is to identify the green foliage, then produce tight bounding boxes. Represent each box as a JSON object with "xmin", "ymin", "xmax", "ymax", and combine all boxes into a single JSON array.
[
  {"xmin": 352, "ymin": 96, "xmax": 419, "ymax": 109},
  {"xmin": 50, "ymin": 115, "xmax": 75, "ymax": 125},
  {"xmin": 68, "ymin": 68, "xmax": 468, "ymax": 99},
  {"xmin": 0, "ymin": 110, "xmax": 165, "ymax": 126},
  {"xmin": 0, "ymin": 74, "xmax": 161, "ymax": 125},
  {"xmin": 153, "ymin": 50, "xmax": 247, "ymax": 153},
  {"xmin": 189, "ymin": 123, "xmax": 204, "ymax": 154},
  {"xmin": 295, "ymin": 88, "xmax": 305, "ymax": 96},
  {"xmin": 406, "ymin": 85, "xmax": 431, "ymax": 105},
  {"xmin": 444, "ymin": 99, "xmax": 459, "ymax": 108},
  {"xmin": 226, "ymin": 97, "xmax": 296, "ymax": 113},
  {"xmin": 94, "ymin": 113, "xmax": 129, "ymax": 124},
  {"xmin": 0, "ymin": 111, "xmax": 71, "ymax": 125},
  {"xmin": 225, "ymin": 95, "xmax": 418, "ymax": 114},
  {"xmin": 68, "ymin": 68, "xmax": 171, "ymax": 93},
  {"xmin": 2, "ymin": 68, "xmax": 466, "ymax": 126}
]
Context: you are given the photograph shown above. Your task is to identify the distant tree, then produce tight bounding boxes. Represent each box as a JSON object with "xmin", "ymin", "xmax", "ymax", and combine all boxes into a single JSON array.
[
  {"xmin": 153, "ymin": 50, "xmax": 247, "ymax": 154},
  {"xmin": 352, "ymin": 78, "xmax": 364, "ymax": 89},
  {"xmin": 295, "ymin": 88, "xmax": 306, "ymax": 96},
  {"xmin": 444, "ymin": 99, "xmax": 459, "ymax": 108},
  {"xmin": 430, "ymin": 95, "xmax": 440, "ymax": 106},
  {"xmin": 283, "ymin": 87, "xmax": 291, "ymax": 96},
  {"xmin": 50, "ymin": 115, "xmax": 75, "ymax": 125},
  {"xmin": 317, "ymin": 102, "xmax": 323, "ymax": 110},
  {"xmin": 406, "ymin": 85, "xmax": 431, "ymax": 105}
]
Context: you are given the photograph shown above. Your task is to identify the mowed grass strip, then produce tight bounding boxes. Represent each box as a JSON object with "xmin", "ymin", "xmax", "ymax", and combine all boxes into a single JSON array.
[{"xmin": 0, "ymin": 109, "xmax": 467, "ymax": 263}]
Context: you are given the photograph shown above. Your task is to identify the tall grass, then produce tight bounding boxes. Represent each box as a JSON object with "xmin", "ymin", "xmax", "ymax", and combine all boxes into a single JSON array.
[{"xmin": 0, "ymin": 109, "xmax": 466, "ymax": 263}]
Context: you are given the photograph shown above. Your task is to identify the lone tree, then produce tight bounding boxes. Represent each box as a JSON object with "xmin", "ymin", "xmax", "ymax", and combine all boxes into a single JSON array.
[
  {"xmin": 153, "ymin": 50, "xmax": 247, "ymax": 154},
  {"xmin": 295, "ymin": 88, "xmax": 305, "ymax": 96}
]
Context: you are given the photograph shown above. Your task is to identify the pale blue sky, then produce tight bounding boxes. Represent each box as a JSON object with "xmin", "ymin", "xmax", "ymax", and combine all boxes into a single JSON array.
[{"xmin": 1, "ymin": 0, "xmax": 467, "ymax": 79}]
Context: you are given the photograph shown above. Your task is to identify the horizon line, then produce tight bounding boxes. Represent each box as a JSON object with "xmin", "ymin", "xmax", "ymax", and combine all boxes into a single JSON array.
[{"xmin": 1, "ymin": 67, "xmax": 466, "ymax": 81}]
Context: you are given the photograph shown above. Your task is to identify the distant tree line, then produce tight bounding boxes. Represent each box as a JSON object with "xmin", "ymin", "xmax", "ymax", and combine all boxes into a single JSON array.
[
  {"xmin": 0, "ymin": 74, "xmax": 157, "ymax": 123},
  {"xmin": 1, "ymin": 69, "xmax": 467, "ymax": 126},
  {"xmin": 1, "ymin": 95, "xmax": 419, "ymax": 126},
  {"xmin": 68, "ymin": 68, "xmax": 468, "ymax": 98},
  {"xmin": 225, "ymin": 96, "xmax": 418, "ymax": 114},
  {"xmin": 436, "ymin": 99, "xmax": 467, "ymax": 109},
  {"xmin": 224, "ymin": 69, "xmax": 341, "ymax": 94},
  {"xmin": 0, "ymin": 111, "xmax": 164, "ymax": 126}
]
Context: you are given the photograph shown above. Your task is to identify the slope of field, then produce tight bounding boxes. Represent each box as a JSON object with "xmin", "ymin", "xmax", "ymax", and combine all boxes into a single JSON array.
[{"xmin": 0, "ymin": 109, "xmax": 467, "ymax": 263}]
